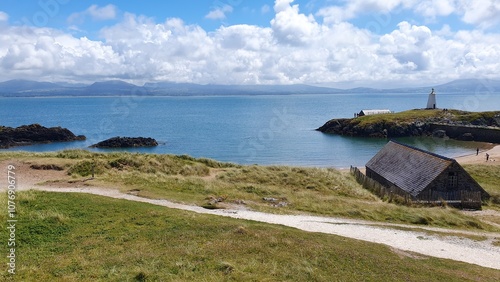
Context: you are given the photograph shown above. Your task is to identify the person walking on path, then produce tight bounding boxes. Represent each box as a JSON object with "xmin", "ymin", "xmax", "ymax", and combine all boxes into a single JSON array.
[
  {"xmin": 486, "ymin": 153, "xmax": 489, "ymax": 161},
  {"xmin": 476, "ymin": 148, "xmax": 479, "ymax": 155}
]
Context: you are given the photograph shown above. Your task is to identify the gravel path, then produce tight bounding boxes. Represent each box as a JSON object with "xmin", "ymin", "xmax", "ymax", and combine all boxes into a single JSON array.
[
  {"xmin": 15, "ymin": 185, "xmax": 500, "ymax": 270},
  {"xmin": 2, "ymin": 160, "xmax": 499, "ymax": 270}
]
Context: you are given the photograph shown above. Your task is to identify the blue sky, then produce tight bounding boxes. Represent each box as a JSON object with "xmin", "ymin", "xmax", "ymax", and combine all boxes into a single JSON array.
[
  {"xmin": 2, "ymin": 0, "xmax": 277, "ymax": 35},
  {"xmin": 0, "ymin": 0, "xmax": 499, "ymax": 87},
  {"xmin": 0, "ymin": 0, "xmax": 477, "ymax": 35}
]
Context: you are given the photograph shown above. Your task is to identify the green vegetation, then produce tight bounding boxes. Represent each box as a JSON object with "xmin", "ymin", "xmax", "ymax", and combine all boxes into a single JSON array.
[
  {"xmin": 356, "ymin": 109, "xmax": 447, "ymax": 127},
  {"xmin": 354, "ymin": 109, "xmax": 500, "ymax": 127},
  {"xmin": 1, "ymin": 150, "xmax": 499, "ymax": 231},
  {"xmin": 464, "ymin": 164, "xmax": 500, "ymax": 196},
  {"xmin": 463, "ymin": 164, "xmax": 500, "ymax": 226},
  {"xmin": 1, "ymin": 191, "xmax": 499, "ymax": 281},
  {"xmin": 318, "ymin": 108, "xmax": 500, "ymax": 139}
]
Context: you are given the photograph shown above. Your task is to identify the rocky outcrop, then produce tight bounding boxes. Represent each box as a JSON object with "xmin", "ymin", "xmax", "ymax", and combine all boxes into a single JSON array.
[
  {"xmin": 90, "ymin": 137, "xmax": 158, "ymax": 148},
  {"xmin": 317, "ymin": 110, "xmax": 500, "ymax": 142},
  {"xmin": 0, "ymin": 124, "xmax": 86, "ymax": 149},
  {"xmin": 316, "ymin": 118, "xmax": 434, "ymax": 138}
]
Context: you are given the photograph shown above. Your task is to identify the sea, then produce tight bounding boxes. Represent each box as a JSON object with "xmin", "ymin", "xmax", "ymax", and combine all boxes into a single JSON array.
[{"xmin": 1, "ymin": 92, "xmax": 499, "ymax": 168}]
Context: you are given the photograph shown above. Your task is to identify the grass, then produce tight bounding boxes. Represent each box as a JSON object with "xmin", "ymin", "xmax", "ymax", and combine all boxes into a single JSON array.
[
  {"xmin": 464, "ymin": 164, "xmax": 500, "ymax": 195},
  {"xmin": 355, "ymin": 109, "xmax": 447, "ymax": 127},
  {"xmin": 464, "ymin": 164, "xmax": 500, "ymax": 210},
  {"xmin": 1, "ymin": 150, "xmax": 499, "ymax": 232},
  {"xmin": 352, "ymin": 109, "xmax": 500, "ymax": 127},
  {"xmin": 1, "ymin": 191, "xmax": 499, "ymax": 281}
]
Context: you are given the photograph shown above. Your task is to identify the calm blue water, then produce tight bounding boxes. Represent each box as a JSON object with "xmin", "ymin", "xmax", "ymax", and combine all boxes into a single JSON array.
[{"xmin": 1, "ymin": 92, "xmax": 499, "ymax": 168}]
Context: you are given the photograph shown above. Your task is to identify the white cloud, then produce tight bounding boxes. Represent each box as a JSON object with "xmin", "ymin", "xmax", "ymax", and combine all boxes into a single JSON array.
[
  {"xmin": 0, "ymin": 1, "xmax": 500, "ymax": 87},
  {"xmin": 458, "ymin": 0, "xmax": 500, "ymax": 29},
  {"xmin": 261, "ymin": 5, "xmax": 271, "ymax": 14},
  {"xmin": 0, "ymin": 25, "xmax": 122, "ymax": 81},
  {"xmin": 435, "ymin": 24, "xmax": 453, "ymax": 37},
  {"xmin": 318, "ymin": 0, "xmax": 409, "ymax": 24},
  {"xmin": 317, "ymin": 0, "xmax": 500, "ymax": 30},
  {"xmin": 68, "ymin": 4, "xmax": 117, "ymax": 24},
  {"xmin": 87, "ymin": 4, "xmax": 117, "ymax": 20},
  {"xmin": 205, "ymin": 5, "xmax": 233, "ymax": 20},
  {"xmin": 99, "ymin": 14, "xmax": 215, "ymax": 82},
  {"xmin": 0, "ymin": 11, "xmax": 8, "ymax": 22},
  {"xmin": 414, "ymin": 0, "xmax": 455, "ymax": 18},
  {"xmin": 379, "ymin": 22, "xmax": 433, "ymax": 71},
  {"xmin": 271, "ymin": 0, "xmax": 319, "ymax": 45}
]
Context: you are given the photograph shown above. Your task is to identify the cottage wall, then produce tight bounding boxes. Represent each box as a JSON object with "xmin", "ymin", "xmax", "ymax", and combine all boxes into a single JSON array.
[
  {"xmin": 426, "ymin": 162, "xmax": 464, "ymax": 191},
  {"xmin": 422, "ymin": 162, "xmax": 489, "ymax": 200},
  {"xmin": 364, "ymin": 141, "xmax": 489, "ymax": 208},
  {"xmin": 367, "ymin": 161, "xmax": 489, "ymax": 201},
  {"xmin": 366, "ymin": 168, "xmax": 388, "ymax": 187}
]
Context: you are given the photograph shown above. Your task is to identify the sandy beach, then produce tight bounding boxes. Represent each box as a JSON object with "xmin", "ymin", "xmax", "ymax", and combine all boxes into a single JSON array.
[{"xmin": 455, "ymin": 144, "xmax": 500, "ymax": 165}]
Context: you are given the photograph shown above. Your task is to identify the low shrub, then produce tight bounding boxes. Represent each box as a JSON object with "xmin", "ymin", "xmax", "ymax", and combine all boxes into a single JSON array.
[{"xmin": 68, "ymin": 160, "xmax": 109, "ymax": 177}]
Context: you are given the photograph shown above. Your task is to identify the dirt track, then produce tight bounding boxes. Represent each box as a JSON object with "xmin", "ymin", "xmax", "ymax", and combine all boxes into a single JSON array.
[{"xmin": 1, "ymin": 159, "xmax": 500, "ymax": 270}]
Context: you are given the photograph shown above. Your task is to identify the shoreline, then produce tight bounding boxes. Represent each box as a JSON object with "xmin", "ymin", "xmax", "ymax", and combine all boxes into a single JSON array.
[
  {"xmin": 2, "ymin": 144, "xmax": 499, "ymax": 169},
  {"xmin": 455, "ymin": 144, "xmax": 500, "ymax": 165},
  {"xmin": 1, "ymin": 131, "xmax": 499, "ymax": 168}
]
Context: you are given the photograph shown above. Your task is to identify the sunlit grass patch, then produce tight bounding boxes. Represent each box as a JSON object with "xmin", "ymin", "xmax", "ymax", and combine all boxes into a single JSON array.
[
  {"xmin": 1, "ymin": 191, "xmax": 499, "ymax": 281},
  {"xmin": 1, "ymin": 150, "xmax": 499, "ymax": 231}
]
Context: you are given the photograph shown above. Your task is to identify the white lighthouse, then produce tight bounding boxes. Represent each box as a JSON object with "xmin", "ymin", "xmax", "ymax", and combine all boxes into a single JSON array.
[{"xmin": 426, "ymin": 88, "xmax": 436, "ymax": 109}]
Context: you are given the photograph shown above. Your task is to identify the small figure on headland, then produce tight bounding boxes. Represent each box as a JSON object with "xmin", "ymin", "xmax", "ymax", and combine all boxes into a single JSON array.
[
  {"xmin": 476, "ymin": 148, "xmax": 479, "ymax": 155},
  {"xmin": 486, "ymin": 153, "xmax": 489, "ymax": 161}
]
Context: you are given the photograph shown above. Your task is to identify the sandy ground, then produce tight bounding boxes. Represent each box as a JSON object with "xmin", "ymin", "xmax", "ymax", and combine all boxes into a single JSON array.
[
  {"xmin": 1, "ymin": 159, "xmax": 500, "ymax": 270},
  {"xmin": 455, "ymin": 144, "xmax": 500, "ymax": 165}
]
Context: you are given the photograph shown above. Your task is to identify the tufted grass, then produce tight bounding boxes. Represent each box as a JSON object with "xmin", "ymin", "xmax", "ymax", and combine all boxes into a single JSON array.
[
  {"xmin": 354, "ymin": 109, "xmax": 500, "ymax": 127},
  {"xmin": 1, "ymin": 150, "xmax": 499, "ymax": 231},
  {"xmin": 0, "ymin": 191, "xmax": 499, "ymax": 281}
]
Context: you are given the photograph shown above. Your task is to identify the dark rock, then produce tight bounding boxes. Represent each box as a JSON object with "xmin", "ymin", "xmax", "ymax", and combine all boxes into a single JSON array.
[
  {"xmin": 0, "ymin": 124, "xmax": 86, "ymax": 149},
  {"xmin": 274, "ymin": 201, "xmax": 288, "ymax": 207},
  {"xmin": 90, "ymin": 136, "xmax": 158, "ymax": 148},
  {"xmin": 382, "ymin": 129, "xmax": 388, "ymax": 137},
  {"xmin": 387, "ymin": 124, "xmax": 409, "ymax": 137},
  {"xmin": 432, "ymin": 130, "xmax": 447, "ymax": 138},
  {"xmin": 460, "ymin": 133, "xmax": 474, "ymax": 141},
  {"xmin": 471, "ymin": 118, "xmax": 487, "ymax": 126},
  {"xmin": 317, "ymin": 110, "xmax": 500, "ymax": 144},
  {"xmin": 30, "ymin": 164, "xmax": 64, "ymax": 171},
  {"xmin": 316, "ymin": 118, "xmax": 349, "ymax": 134},
  {"xmin": 263, "ymin": 197, "xmax": 278, "ymax": 203}
]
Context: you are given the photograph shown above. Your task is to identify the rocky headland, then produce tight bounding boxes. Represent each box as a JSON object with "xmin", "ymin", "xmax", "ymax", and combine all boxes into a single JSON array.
[
  {"xmin": 0, "ymin": 124, "xmax": 86, "ymax": 149},
  {"xmin": 317, "ymin": 109, "xmax": 500, "ymax": 143},
  {"xmin": 90, "ymin": 137, "xmax": 158, "ymax": 148}
]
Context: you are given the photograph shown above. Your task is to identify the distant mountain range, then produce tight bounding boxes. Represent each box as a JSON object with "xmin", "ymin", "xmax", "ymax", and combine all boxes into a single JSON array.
[{"xmin": 0, "ymin": 78, "xmax": 499, "ymax": 97}]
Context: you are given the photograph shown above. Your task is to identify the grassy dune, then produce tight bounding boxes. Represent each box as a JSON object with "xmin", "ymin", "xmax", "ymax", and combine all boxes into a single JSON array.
[
  {"xmin": 1, "ymin": 191, "xmax": 499, "ymax": 281},
  {"xmin": 464, "ymin": 164, "xmax": 500, "ymax": 196},
  {"xmin": 1, "ymin": 150, "xmax": 499, "ymax": 231},
  {"xmin": 463, "ymin": 164, "xmax": 500, "ymax": 226}
]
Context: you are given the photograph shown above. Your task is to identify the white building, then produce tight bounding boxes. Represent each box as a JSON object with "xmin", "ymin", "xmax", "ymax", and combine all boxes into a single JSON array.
[
  {"xmin": 358, "ymin": 109, "xmax": 392, "ymax": 116},
  {"xmin": 426, "ymin": 88, "xmax": 436, "ymax": 109}
]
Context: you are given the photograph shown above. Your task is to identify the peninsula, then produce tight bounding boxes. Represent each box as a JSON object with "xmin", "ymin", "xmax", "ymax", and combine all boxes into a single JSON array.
[
  {"xmin": 0, "ymin": 124, "xmax": 86, "ymax": 149},
  {"xmin": 317, "ymin": 109, "xmax": 500, "ymax": 143}
]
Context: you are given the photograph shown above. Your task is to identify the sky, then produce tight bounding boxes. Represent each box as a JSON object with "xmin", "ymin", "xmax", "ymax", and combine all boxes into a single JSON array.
[{"xmin": 0, "ymin": 0, "xmax": 500, "ymax": 88}]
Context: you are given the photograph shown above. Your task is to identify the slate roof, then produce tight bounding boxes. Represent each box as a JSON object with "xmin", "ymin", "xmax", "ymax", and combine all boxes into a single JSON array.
[{"xmin": 365, "ymin": 141, "xmax": 454, "ymax": 196}]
